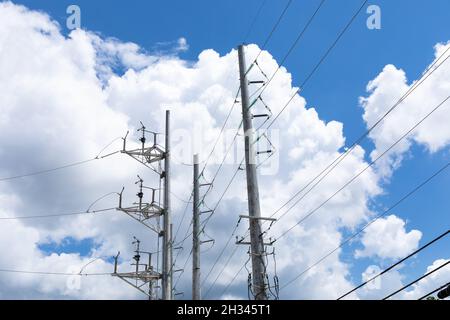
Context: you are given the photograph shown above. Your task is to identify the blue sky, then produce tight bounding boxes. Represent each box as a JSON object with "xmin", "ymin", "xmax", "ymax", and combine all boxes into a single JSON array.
[{"xmin": 2, "ymin": 0, "xmax": 450, "ymax": 299}]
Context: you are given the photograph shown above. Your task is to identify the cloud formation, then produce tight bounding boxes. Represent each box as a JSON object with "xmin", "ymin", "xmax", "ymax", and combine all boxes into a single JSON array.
[{"xmin": 0, "ymin": 2, "xmax": 447, "ymax": 300}]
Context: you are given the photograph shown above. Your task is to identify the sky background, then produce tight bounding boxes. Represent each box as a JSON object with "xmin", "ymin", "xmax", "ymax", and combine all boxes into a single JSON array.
[{"xmin": 1, "ymin": 0, "xmax": 450, "ymax": 299}]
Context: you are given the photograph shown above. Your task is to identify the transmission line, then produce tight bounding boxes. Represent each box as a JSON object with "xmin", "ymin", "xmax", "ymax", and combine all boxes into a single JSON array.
[
  {"xmin": 418, "ymin": 281, "xmax": 450, "ymax": 300},
  {"xmin": 0, "ymin": 207, "xmax": 116, "ymax": 220},
  {"xmin": 0, "ymin": 269, "xmax": 111, "ymax": 276},
  {"xmin": 338, "ymin": 230, "xmax": 450, "ymax": 299},
  {"xmin": 265, "ymin": 0, "xmax": 368, "ymax": 130},
  {"xmin": 255, "ymin": 0, "xmax": 327, "ymax": 99},
  {"xmin": 279, "ymin": 159, "xmax": 450, "ymax": 292},
  {"xmin": 276, "ymin": 94, "xmax": 450, "ymax": 240},
  {"xmin": 243, "ymin": 0, "xmax": 269, "ymax": 43},
  {"xmin": 261, "ymin": 45, "xmax": 450, "ymax": 232}
]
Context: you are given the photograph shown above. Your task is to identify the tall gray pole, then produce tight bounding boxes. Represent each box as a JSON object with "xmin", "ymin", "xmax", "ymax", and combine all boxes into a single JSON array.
[
  {"xmin": 162, "ymin": 110, "xmax": 172, "ymax": 300},
  {"xmin": 237, "ymin": 44, "xmax": 267, "ymax": 300},
  {"xmin": 192, "ymin": 154, "xmax": 201, "ymax": 300}
]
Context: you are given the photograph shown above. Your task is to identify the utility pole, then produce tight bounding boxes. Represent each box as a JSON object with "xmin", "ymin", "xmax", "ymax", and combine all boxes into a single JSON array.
[
  {"xmin": 237, "ymin": 44, "xmax": 268, "ymax": 300},
  {"xmin": 192, "ymin": 154, "xmax": 201, "ymax": 300},
  {"xmin": 162, "ymin": 110, "xmax": 173, "ymax": 300}
]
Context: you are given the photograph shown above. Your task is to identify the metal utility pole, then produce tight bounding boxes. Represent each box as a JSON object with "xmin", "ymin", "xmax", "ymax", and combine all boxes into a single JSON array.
[
  {"xmin": 237, "ymin": 44, "xmax": 267, "ymax": 300},
  {"xmin": 192, "ymin": 154, "xmax": 201, "ymax": 300},
  {"xmin": 162, "ymin": 110, "xmax": 173, "ymax": 300}
]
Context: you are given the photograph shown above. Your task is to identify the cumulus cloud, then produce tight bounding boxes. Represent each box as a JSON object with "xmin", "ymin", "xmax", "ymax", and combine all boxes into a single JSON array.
[
  {"xmin": 0, "ymin": 1, "xmax": 446, "ymax": 300},
  {"xmin": 360, "ymin": 42, "xmax": 450, "ymax": 178},
  {"xmin": 355, "ymin": 215, "xmax": 422, "ymax": 260}
]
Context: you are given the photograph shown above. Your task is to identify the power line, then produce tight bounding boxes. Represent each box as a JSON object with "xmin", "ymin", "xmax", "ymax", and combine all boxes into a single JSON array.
[
  {"xmin": 217, "ymin": 0, "xmax": 368, "ymax": 295},
  {"xmin": 202, "ymin": 219, "xmax": 240, "ymax": 292},
  {"xmin": 220, "ymin": 258, "xmax": 247, "ymax": 298},
  {"xmin": 265, "ymin": 40, "xmax": 450, "ymax": 225},
  {"xmin": 173, "ymin": 247, "xmax": 193, "ymax": 289},
  {"xmin": 0, "ymin": 207, "xmax": 116, "ymax": 220},
  {"xmin": 201, "ymin": 161, "xmax": 243, "ymax": 228},
  {"xmin": 252, "ymin": 0, "xmax": 294, "ymax": 62},
  {"xmin": 173, "ymin": 193, "xmax": 193, "ymax": 242},
  {"xmin": 418, "ymin": 281, "xmax": 450, "ymax": 300},
  {"xmin": 382, "ymin": 260, "xmax": 450, "ymax": 300},
  {"xmin": 218, "ymin": 4, "xmax": 449, "ymax": 296},
  {"xmin": 199, "ymin": 89, "xmax": 241, "ymax": 178},
  {"xmin": 276, "ymin": 94, "xmax": 450, "ymax": 241},
  {"xmin": 240, "ymin": 0, "xmax": 388, "ymax": 235},
  {"xmin": 0, "ymin": 158, "xmax": 98, "ymax": 182},
  {"xmin": 279, "ymin": 159, "xmax": 450, "ymax": 292},
  {"xmin": 258, "ymin": 49, "xmax": 450, "ymax": 236},
  {"xmin": 243, "ymin": 0, "xmax": 269, "ymax": 43},
  {"xmin": 204, "ymin": 243, "xmax": 239, "ymax": 298},
  {"xmin": 0, "ymin": 138, "xmax": 123, "ymax": 183},
  {"xmin": 255, "ymin": 0, "xmax": 327, "ymax": 99},
  {"xmin": 171, "ymin": 1, "xmax": 292, "ymax": 292},
  {"xmin": 338, "ymin": 230, "xmax": 450, "ymax": 300},
  {"xmin": 0, "ymin": 269, "xmax": 111, "ymax": 276},
  {"xmin": 265, "ymin": 0, "xmax": 368, "ymax": 130}
]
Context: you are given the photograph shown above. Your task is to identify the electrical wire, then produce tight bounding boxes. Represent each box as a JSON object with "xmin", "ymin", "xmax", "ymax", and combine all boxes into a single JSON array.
[
  {"xmin": 0, "ymin": 158, "xmax": 98, "ymax": 182},
  {"xmin": 220, "ymin": 256, "xmax": 248, "ymax": 298},
  {"xmin": 418, "ymin": 281, "xmax": 450, "ymax": 300},
  {"xmin": 382, "ymin": 260, "xmax": 450, "ymax": 300},
  {"xmin": 218, "ymin": 3, "xmax": 448, "ymax": 295},
  {"xmin": 279, "ymin": 160, "xmax": 450, "ymax": 291},
  {"xmin": 275, "ymin": 94, "xmax": 450, "ymax": 241},
  {"xmin": 169, "ymin": 1, "xmax": 292, "ymax": 291},
  {"xmin": 204, "ymin": 245, "xmax": 239, "ymax": 299},
  {"xmin": 252, "ymin": 0, "xmax": 294, "ymax": 63},
  {"xmin": 243, "ymin": 0, "xmax": 269, "ymax": 43},
  {"xmin": 0, "ymin": 207, "xmax": 116, "ymax": 220},
  {"xmin": 0, "ymin": 137, "xmax": 123, "ymax": 182},
  {"xmin": 250, "ymin": 45, "xmax": 450, "ymax": 238},
  {"xmin": 338, "ymin": 230, "xmax": 450, "ymax": 300},
  {"xmin": 265, "ymin": 0, "xmax": 368, "ymax": 130},
  {"xmin": 202, "ymin": 219, "xmax": 241, "ymax": 292},
  {"xmin": 265, "ymin": 42, "xmax": 450, "ymax": 226},
  {"xmin": 255, "ymin": 0, "xmax": 327, "ymax": 99},
  {"xmin": 0, "ymin": 269, "xmax": 111, "ymax": 276}
]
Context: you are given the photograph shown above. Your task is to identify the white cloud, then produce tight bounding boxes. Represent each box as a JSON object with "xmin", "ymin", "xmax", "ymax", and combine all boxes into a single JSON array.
[
  {"xmin": 355, "ymin": 215, "xmax": 422, "ymax": 260},
  {"xmin": 400, "ymin": 259, "xmax": 450, "ymax": 300},
  {"xmin": 0, "ymin": 1, "xmax": 444, "ymax": 300},
  {"xmin": 360, "ymin": 42, "xmax": 450, "ymax": 178}
]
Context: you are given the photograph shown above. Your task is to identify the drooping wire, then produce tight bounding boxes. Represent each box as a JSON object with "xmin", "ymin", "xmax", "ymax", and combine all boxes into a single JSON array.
[
  {"xmin": 275, "ymin": 94, "xmax": 450, "ymax": 241},
  {"xmin": 418, "ymin": 281, "xmax": 450, "ymax": 300},
  {"xmin": 255, "ymin": 0, "xmax": 327, "ymax": 100},
  {"xmin": 202, "ymin": 217, "xmax": 242, "ymax": 297},
  {"xmin": 0, "ymin": 137, "xmax": 123, "ymax": 183}
]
